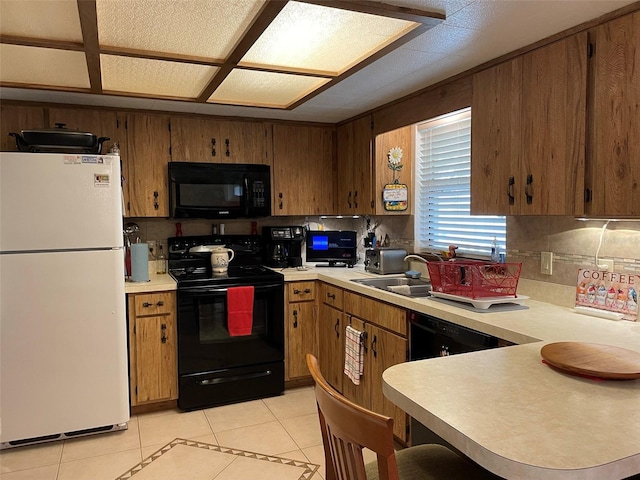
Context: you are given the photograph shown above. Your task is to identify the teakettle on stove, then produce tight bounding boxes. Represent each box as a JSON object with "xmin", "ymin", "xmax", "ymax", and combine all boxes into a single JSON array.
[{"xmin": 209, "ymin": 246, "xmax": 235, "ymax": 274}]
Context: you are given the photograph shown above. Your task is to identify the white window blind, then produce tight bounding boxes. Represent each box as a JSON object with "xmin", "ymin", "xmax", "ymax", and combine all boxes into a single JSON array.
[{"xmin": 415, "ymin": 108, "xmax": 506, "ymax": 257}]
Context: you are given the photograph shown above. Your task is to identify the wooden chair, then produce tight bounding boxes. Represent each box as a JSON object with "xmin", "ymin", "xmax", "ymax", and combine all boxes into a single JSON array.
[{"xmin": 306, "ymin": 354, "xmax": 500, "ymax": 480}]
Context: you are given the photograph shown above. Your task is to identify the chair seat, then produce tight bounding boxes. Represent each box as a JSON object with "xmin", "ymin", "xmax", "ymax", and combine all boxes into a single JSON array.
[{"xmin": 365, "ymin": 444, "xmax": 500, "ymax": 480}]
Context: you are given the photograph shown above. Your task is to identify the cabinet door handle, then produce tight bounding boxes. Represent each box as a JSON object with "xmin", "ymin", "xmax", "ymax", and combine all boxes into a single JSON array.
[
  {"xmin": 327, "ymin": 292, "xmax": 336, "ymax": 300},
  {"xmin": 278, "ymin": 192, "xmax": 283, "ymax": 210},
  {"xmin": 153, "ymin": 191, "xmax": 159, "ymax": 210},
  {"xmin": 371, "ymin": 334, "xmax": 377, "ymax": 358},
  {"xmin": 347, "ymin": 191, "xmax": 352, "ymax": 208},
  {"xmin": 211, "ymin": 138, "xmax": 216, "ymax": 157},
  {"xmin": 507, "ymin": 176, "xmax": 515, "ymax": 205},
  {"xmin": 334, "ymin": 319, "xmax": 340, "ymax": 338},
  {"xmin": 293, "ymin": 309, "xmax": 298, "ymax": 328},
  {"xmin": 354, "ymin": 190, "xmax": 358, "ymax": 209},
  {"xmin": 161, "ymin": 323, "xmax": 167, "ymax": 343},
  {"xmin": 225, "ymin": 138, "xmax": 230, "ymax": 157},
  {"xmin": 525, "ymin": 174, "xmax": 533, "ymax": 204}
]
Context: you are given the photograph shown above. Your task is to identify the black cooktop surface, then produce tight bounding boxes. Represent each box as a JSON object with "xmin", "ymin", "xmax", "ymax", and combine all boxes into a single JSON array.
[{"xmin": 168, "ymin": 234, "xmax": 282, "ymax": 288}]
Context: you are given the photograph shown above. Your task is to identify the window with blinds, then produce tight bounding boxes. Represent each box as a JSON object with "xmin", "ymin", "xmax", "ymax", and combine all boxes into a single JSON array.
[{"xmin": 415, "ymin": 108, "xmax": 506, "ymax": 257}]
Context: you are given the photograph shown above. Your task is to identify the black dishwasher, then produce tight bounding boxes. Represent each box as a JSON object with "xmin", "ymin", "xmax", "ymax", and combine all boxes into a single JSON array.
[{"xmin": 409, "ymin": 311, "xmax": 499, "ymax": 447}]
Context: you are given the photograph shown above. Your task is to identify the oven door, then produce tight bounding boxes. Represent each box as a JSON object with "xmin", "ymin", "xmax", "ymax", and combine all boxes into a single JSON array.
[{"xmin": 177, "ymin": 280, "xmax": 284, "ymax": 376}]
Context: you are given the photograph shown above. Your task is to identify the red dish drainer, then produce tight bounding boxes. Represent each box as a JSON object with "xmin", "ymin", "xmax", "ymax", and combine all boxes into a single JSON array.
[{"xmin": 426, "ymin": 261, "xmax": 522, "ymax": 299}]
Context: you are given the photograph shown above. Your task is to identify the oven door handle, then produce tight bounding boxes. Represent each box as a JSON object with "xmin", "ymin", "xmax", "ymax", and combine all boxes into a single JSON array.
[{"xmin": 180, "ymin": 282, "xmax": 283, "ymax": 295}]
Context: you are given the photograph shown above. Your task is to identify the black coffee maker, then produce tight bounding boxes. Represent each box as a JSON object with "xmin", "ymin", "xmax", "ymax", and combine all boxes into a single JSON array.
[{"xmin": 263, "ymin": 226, "xmax": 304, "ymax": 267}]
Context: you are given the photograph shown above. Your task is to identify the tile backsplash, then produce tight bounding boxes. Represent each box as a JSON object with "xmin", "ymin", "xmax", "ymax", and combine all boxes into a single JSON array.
[{"xmin": 126, "ymin": 214, "xmax": 639, "ymax": 307}]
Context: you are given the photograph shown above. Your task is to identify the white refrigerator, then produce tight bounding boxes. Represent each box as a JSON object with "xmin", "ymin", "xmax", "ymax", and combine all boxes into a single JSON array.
[{"xmin": 0, "ymin": 152, "xmax": 129, "ymax": 447}]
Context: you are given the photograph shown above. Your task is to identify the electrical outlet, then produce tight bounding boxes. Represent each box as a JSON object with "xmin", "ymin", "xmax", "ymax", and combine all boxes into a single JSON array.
[
  {"xmin": 599, "ymin": 259, "xmax": 614, "ymax": 271},
  {"xmin": 540, "ymin": 251, "xmax": 553, "ymax": 275}
]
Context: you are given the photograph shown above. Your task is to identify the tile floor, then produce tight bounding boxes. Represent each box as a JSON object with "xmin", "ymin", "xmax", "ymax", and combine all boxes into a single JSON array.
[{"xmin": 0, "ymin": 387, "xmax": 376, "ymax": 480}]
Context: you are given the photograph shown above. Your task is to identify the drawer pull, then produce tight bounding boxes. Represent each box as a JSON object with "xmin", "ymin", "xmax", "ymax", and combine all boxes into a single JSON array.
[
  {"xmin": 142, "ymin": 300, "xmax": 165, "ymax": 308},
  {"xmin": 293, "ymin": 288, "xmax": 311, "ymax": 295},
  {"xmin": 327, "ymin": 292, "xmax": 336, "ymax": 300}
]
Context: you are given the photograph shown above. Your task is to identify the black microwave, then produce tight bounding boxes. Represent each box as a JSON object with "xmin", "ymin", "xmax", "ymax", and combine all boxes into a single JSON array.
[{"xmin": 169, "ymin": 162, "xmax": 271, "ymax": 219}]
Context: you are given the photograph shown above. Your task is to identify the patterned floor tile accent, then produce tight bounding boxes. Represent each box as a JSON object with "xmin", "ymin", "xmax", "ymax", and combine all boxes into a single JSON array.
[{"xmin": 115, "ymin": 438, "xmax": 319, "ymax": 480}]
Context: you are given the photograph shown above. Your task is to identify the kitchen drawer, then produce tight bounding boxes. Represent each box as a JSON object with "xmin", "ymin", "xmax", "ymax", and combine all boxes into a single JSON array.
[
  {"xmin": 344, "ymin": 291, "xmax": 407, "ymax": 336},
  {"xmin": 320, "ymin": 282, "xmax": 343, "ymax": 309},
  {"xmin": 133, "ymin": 292, "xmax": 174, "ymax": 316},
  {"xmin": 288, "ymin": 281, "xmax": 315, "ymax": 302}
]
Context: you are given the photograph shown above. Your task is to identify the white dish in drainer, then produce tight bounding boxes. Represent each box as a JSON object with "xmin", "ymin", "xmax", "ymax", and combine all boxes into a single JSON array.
[{"xmin": 429, "ymin": 291, "xmax": 529, "ymax": 310}]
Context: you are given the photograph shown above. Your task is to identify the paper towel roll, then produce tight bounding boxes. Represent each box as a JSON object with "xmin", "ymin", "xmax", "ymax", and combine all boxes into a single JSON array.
[{"xmin": 131, "ymin": 243, "xmax": 149, "ymax": 282}]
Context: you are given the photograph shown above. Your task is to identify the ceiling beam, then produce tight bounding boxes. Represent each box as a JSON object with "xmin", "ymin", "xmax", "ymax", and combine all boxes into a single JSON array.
[
  {"xmin": 77, "ymin": 0, "xmax": 102, "ymax": 94},
  {"xmin": 297, "ymin": 0, "xmax": 445, "ymax": 25},
  {"xmin": 197, "ymin": 0, "xmax": 288, "ymax": 102},
  {"xmin": 99, "ymin": 46, "xmax": 226, "ymax": 67},
  {"xmin": 0, "ymin": 35, "xmax": 84, "ymax": 51}
]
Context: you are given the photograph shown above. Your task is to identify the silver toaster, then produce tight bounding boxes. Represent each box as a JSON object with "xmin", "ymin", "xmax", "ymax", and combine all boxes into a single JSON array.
[{"xmin": 364, "ymin": 248, "xmax": 408, "ymax": 275}]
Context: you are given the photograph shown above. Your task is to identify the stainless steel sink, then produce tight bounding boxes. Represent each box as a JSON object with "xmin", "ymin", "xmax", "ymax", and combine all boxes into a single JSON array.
[{"xmin": 350, "ymin": 277, "xmax": 432, "ymax": 297}]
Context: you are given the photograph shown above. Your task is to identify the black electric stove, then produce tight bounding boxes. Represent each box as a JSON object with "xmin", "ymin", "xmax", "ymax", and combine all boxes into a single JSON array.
[
  {"xmin": 168, "ymin": 235, "xmax": 283, "ymax": 287},
  {"xmin": 168, "ymin": 235, "xmax": 285, "ymax": 411}
]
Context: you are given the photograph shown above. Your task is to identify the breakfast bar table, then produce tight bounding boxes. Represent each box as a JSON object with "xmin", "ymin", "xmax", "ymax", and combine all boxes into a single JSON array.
[{"xmin": 382, "ymin": 342, "xmax": 640, "ymax": 480}]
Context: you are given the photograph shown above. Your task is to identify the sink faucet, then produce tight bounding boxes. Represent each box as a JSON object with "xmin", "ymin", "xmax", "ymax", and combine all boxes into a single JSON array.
[{"xmin": 404, "ymin": 253, "xmax": 443, "ymax": 263}]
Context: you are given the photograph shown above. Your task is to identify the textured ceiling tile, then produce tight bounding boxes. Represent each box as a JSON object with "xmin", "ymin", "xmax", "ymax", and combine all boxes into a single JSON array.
[
  {"xmin": 240, "ymin": 1, "xmax": 417, "ymax": 75},
  {"xmin": 208, "ymin": 69, "xmax": 329, "ymax": 108},
  {"xmin": 0, "ymin": 0, "xmax": 82, "ymax": 41},
  {"xmin": 100, "ymin": 55, "xmax": 217, "ymax": 99},
  {"xmin": 96, "ymin": 0, "xmax": 266, "ymax": 59},
  {"xmin": 0, "ymin": 44, "xmax": 89, "ymax": 88}
]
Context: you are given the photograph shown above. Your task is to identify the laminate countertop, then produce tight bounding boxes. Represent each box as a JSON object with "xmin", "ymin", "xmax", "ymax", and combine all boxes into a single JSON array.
[{"xmin": 283, "ymin": 265, "xmax": 640, "ymax": 479}]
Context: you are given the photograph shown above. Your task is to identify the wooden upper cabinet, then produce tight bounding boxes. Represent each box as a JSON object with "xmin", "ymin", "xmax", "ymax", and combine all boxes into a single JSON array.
[
  {"xmin": 471, "ymin": 59, "xmax": 523, "ymax": 215},
  {"xmin": 125, "ymin": 113, "xmax": 171, "ymax": 217},
  {"xmin": 374, "ymin": 125, "xmax": 413, "ymax": 215},
  {"xmin": 0, "ymin": 105, "xmax": 45, "ymax": 151},
  {"xmin": 272, "ymin": 124, "xmax": 335, "ymax": 215},
  {"xmin": 586, "ymin": 11, "xmax": 640, "ymax": 217},
  {"xmin": 471, "ymin": 33, "xmax": 587, "ymax": 215},
  {"xmin": 336, "ymin": 115, "xmax": 374, "ymax": 215},
  {"xmin": 170, "ymin": 116, "xmax": 268, "ymax": 165},
  {"xmin": 170, "ymin": 116, "xmax": 220, "ymax": 162}
]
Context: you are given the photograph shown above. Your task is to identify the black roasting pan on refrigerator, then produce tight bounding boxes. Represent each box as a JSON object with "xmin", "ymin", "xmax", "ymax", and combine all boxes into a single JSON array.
[{"xmin": 9, "ymin": 123, "xmax": 110, "ymax": 154}]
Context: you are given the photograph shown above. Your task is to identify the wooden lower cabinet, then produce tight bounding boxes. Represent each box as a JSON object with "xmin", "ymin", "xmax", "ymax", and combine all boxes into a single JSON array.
[
  {"xmin": 318, "ymin": 302, "xmax": 344, "ymax": 393},
  {"xmin": 286, "ymin": 282, "xmax": 317, "ymax": 380},
  {"xmin": 128, "ymin": 291, "xmax": 177, "ymax": 407},
  {"xmin": 317, "ymin": 285, "xmax": 408, "ymax": 442}
]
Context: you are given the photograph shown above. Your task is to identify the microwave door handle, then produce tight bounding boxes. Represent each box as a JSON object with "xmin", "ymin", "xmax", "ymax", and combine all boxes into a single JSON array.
[{"xmin": 243, "ymin": 176, "xmax": 250, "ymax": 215}]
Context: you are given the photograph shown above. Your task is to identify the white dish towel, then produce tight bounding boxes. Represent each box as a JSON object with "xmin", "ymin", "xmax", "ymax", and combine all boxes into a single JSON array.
[{"xmin": 344, "ymin": 325, "xmax": 365, "ymax": 385}]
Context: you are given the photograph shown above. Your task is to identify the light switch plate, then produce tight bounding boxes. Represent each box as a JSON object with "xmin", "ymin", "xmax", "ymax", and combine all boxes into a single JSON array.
[{"xmin": 541, "ymin": 251, "xmax": 553, "ymax": 275}]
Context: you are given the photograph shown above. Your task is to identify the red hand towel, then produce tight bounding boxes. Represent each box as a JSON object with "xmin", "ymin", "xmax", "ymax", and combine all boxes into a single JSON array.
[{"xmin": 227, "ymin": 286, "xmax": 255, "ymax": 336}]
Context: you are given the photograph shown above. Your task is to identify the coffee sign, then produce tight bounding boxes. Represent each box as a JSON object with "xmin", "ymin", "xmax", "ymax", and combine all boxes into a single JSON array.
[{"xmin": 576, "ymin": 269, "xmax": 639, "ymax": 321}]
